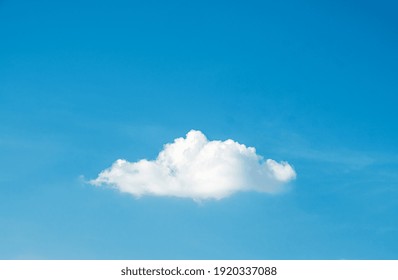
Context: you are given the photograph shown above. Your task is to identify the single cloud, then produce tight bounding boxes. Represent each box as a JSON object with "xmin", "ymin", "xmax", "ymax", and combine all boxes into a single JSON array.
[{"xmin": 90, "ymin": 130, "xmax": 296, "ymax": 200}]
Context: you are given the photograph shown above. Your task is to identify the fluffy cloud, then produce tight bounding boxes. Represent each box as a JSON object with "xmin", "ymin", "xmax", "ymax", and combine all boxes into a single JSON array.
[{"xmin": 90, "ymin": 130, "xmax": 296, "ymax": 200}]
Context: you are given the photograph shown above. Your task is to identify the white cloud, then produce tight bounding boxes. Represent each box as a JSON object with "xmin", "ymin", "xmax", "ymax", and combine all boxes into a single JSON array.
[{"xmin": 90, "ymin": 130, "xmax": 296, "ymax": 200}]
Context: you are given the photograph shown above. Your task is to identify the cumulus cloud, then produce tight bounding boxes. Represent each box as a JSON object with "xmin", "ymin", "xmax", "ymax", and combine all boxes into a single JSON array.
[{"xmin": 90, "ymin": 130, "xmax": 296, "ymax": 200}]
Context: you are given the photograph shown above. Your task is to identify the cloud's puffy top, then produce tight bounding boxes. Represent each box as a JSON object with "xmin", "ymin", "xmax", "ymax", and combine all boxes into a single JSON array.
[{"xmin": 90, "ymin": 130, "xmax": 296, "ymax": 200}]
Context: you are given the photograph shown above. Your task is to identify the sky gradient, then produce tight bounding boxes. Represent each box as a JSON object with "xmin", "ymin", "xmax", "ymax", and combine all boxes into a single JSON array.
[{"xmin": 1, "ymin": 0, "xmax": 398, "ymax": 259}]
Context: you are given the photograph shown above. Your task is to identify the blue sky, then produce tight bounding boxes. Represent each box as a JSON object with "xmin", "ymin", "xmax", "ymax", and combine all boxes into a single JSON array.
[{"xmin": 1, "ymin": 0, "xmax": 398, "ymax": 259}]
